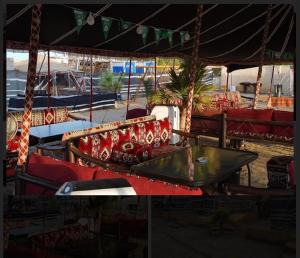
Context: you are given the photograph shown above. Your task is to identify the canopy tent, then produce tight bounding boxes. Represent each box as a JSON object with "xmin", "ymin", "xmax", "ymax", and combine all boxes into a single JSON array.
[
  {"xmin": 5, "ymin": 4, "xmax": 295, "ymax": 172},
  {"xmin": 6, "ymin": 4, "xmax": 295, "ymax": 65}
]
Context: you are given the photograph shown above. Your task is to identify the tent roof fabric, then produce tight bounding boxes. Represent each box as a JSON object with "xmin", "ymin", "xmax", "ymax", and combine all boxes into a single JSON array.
[{"xmin": 5, "ymin": 4, "xmax": 295, "ymax": 65}]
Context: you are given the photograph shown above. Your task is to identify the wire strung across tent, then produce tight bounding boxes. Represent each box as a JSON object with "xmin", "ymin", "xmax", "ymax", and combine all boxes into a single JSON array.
[
  {"xmin": 180, "ymin": 4, "xmax": 280, "ymax": 52},
  {"xmin": 244, "ymin": 6, "xmax": 293, "ymax": 60},
  {"xmin": 6, "ymin": 4, "xmax": 32, "ymax": 26},
  {"xmin": 207, "ymin": 5, "xmax": 289, "ymax": 59},
  {"xmin": 93, "ymin": 4, "xmax": 171, "ymax": 48},
  {"xmin": 160, "ymin": 4, "xmax": 252, "ymax": 53},
  {"xmin": 134, "ymin": 4, "xmax": 219, "ymax": 52}
]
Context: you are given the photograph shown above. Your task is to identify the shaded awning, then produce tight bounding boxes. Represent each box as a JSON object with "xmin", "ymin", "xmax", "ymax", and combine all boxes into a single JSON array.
[{"xmin": 5, "ymin": 4, "xmax": 295, "ymax": 65}]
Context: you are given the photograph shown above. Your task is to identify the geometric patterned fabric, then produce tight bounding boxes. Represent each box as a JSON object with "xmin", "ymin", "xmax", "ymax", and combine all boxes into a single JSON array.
[
  {"xmin": 11, "ymin": 107, "xmax": 70, "ymax": 129},
  {"xmin": 77, "ymin": 118, "xmax": 172, "ymax": 166},
  {"xmin": 111, "ymin": 141, "xmax": 152, "ymax": 165}
]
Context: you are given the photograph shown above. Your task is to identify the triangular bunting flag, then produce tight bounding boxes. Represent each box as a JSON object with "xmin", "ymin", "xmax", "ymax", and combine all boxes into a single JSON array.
[
  {"xmin": 141, "ymin": 26, "xmax": 149, "ymax": 45},
  {"xmin": 101, "ymin": 17, "xmax": 113, "ymax": 39},
  {"xmin": 167, "ymin": 30, "xmax": 173, "ymax": 47},
  {"xmin": 73, "ymin": 10, "xmax": 88, "ymax": 34},
  {"xmin": 119, "ymin": 18, "xmax": 133, "ymax": 31},
  {"xmin": 154, "ymin": 28, "xmax": 162, "ymax": 45},
  {"xmin": 180, "ymin": 31, "xmax": 187, "ymax": 47}
]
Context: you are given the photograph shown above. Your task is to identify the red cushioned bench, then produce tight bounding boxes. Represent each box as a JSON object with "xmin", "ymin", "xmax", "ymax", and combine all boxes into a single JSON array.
[{"xmin": 191, "ymin": 109, "xmax": 294, "ymax": 144}]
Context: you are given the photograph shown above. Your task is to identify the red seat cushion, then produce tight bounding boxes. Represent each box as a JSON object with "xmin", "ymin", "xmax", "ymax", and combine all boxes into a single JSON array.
[
  {"xmin": 26, "ymin": 154, "xmax": 97, "ymax": 195},
  {"xmin": 271, "ymin": 110, "xmax": 294, "ymax": 139},
  {"xmin": 94, "ymin": 168, "xmax": 203, "ymax": 195},
  {"xmin": 227, "ymin": 108, "xmax": 273, "ymax": 137},
  {"xmin": 111, "ymin": 141, "xmax": 152, "ymax": 164}
]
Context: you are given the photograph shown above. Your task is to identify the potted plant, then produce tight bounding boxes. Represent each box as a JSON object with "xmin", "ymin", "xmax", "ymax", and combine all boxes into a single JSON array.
[{"xmin": 150, "ymin": 57, "xmax": 214, "ymax": 130}]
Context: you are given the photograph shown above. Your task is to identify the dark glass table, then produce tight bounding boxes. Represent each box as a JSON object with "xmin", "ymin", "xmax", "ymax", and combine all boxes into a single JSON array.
[
  {"xmin": 131, "ymin": 145, "xmax": 258, "ymax": 187},
  {"xmin": 29, "ymin": 120, "xmax": 98, "ymax": 143}
]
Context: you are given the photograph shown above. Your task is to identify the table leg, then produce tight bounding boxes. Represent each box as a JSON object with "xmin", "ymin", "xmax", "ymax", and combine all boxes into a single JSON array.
[
  {"xmin": 37, "ymin": 138, "xmax": 45, "ymax": 156},
  {"xmin": 246, "ymin": 163, "xmax": 252, "ymax": 187}
]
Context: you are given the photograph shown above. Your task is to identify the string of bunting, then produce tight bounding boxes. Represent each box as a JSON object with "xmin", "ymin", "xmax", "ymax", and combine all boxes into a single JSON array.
[
  {"xmin": 265, "ymin": 49, "xmax": 294, "ymax": 60},
  {"xmin": 73, "ymin": 10, "xmax": 191, "ymax": 47}
]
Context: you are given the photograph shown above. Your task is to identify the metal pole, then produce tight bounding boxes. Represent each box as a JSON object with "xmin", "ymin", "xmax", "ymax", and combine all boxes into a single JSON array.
[
  {"xmin": 225, "ymin": 70, "xmax": 229, "ymax": 92},
  {"xmin": 126, "ymin": 59, "xmax": 132, "ymax": 113},
  {"xmin": 154, "ymin": 57, "xmax": 157, "ymax": 91},
  {"xmin": 267, "ymin": 65, "xmax": 275, "ymax": 107},
  {"xmin": 252, "ymin": 4, "xmax": 272, "ymax": 109},
  {"xmin": 90, "ymin": 55, "xmax": 93, "ymax": 122},
  {"xmin": 184, "ymin": 5, "xmax": 204, "ymax": 134},
  {"xmin": 47, "ymin": 49, "xmax": 51, "ymax": 109},
  {"xmin": 17, "ymin": 4, "xmax": 42, "ymax": 170}
]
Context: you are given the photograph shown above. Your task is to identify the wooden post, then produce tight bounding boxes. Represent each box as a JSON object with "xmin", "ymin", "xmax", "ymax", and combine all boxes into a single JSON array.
[
  {"xmin": 47, "ymin": 49, "xmax": 51, "ymax": 109},
  {"xmin": 16, "ymin": 4, "xmax": 42, "ymax": 170},
  {"xmin": 184, "ymin": 5, "xmax": 204, "ymax": 134},
  {"xmin": 154, "ymin": 57, "xmax": 157, "ymax": 91},
  {"xmin": 126, "ymin": 59, "xmax": 132, "ymax": 113},
  {"xmin": 90, "ymin": 54, "xmax": 93, "ymax": 122},
  {"xmin": 220, "ymin": 112, "xmax": 227, "ymax": 148},
  {"xmin": 252, "ymin": 4, "xmax": 272, "ymax": 109}
]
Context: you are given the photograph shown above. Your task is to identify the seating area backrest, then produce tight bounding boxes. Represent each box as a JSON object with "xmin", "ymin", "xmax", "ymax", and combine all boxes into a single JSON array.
[
  {"xmin": 11, "ymin": 107, "xmax": 70, "ymax": 129},
  {"xmin": 77, "ymin": 117, "xmax": 172, "ymax": 162},
  {"xmin": 191, "ymin": 108, "xmax": 294, "ymax": 142},
  {"xmin": 227, "ymin": 109, "xmax": 273, "ymax": 137},
  {"xmin": 270, "ymin": 110, "xmax": 294, "ymax": 141}
]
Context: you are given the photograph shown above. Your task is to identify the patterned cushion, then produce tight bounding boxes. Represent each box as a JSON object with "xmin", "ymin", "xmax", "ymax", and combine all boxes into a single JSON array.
[
  {"xmin": 77, "ymin": 131, "xmax": 114, "ymax": 166},
  {"xmin": 129, "ymin": 118, "xmax": 172, "ymax": 148},
  {"xmin": 111, "ymin": 141, "xmax": 152, "ymax": 165}
]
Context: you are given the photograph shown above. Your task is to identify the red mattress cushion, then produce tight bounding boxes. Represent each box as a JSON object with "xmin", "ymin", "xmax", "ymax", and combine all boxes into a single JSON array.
[
  {"xmin": 94, "ymin": 168, "xmax": 202, "ymax": 195},
  {"xmin": 227, "ymin": 108, "xmax": 273, "ymax": 136},
  {"xmin": 26, "ymin": 154, "xmax": 97, "ymax": 195},
  {"xmin": 271, "ymin": 110, "xmax": 294, "ymax": 139}
]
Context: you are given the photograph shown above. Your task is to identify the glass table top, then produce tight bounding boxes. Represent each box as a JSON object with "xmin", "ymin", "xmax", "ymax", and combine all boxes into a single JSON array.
[
  {"xmin": 29, "ymin": 120, "xmax": 98, "ymax": 139},
  {"xmin": 131, "ymin": 145, "xmax": 258, "ymax": 187}
]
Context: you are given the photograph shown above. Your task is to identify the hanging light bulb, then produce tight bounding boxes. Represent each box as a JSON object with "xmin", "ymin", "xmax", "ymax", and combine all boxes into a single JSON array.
[
  {"xmin": 136, "ymin": 25, "xmax": 144, "ymax": 34},
  {"xmin": 184, "ymin": 32, "xmax": 190, "ymax": 41},
  {"xmin": 86, "ymin": 12, "xmax": 95, "ymax": 26}
]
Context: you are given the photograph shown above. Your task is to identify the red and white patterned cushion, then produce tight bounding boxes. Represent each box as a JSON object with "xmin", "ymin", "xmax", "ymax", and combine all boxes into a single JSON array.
[
  {"xmin": 128, "ymin": 118, "xmax": 172, "ymax": 148},
  {"xmin": 77, "ymin": 131, "xmax": 114, "ymax": 166},
  {"xmin": 111, "ymin": 141, "xmax": 152, "ymax": 165}
]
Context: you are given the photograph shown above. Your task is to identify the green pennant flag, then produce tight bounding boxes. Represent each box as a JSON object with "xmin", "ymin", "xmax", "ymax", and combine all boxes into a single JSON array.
[
  {"xmin": 141, "ymin": 26, "xmax": 149, "ymax": 45},
  {"xmin": 154, "ymin": 28, "xmax": 162, "ymax": 45},
  {"xmin": 101, "ymin": 17, "xmax": 113, "ymax": 39},
  {"xmin": 180, "ymin": 31, "xmax": 187, "ymax": 47},
  {"xmin": 119, "ymin": 18, "xmax": 133, "ymax": 31},
  {"xmin": 73, "ymin": 10, "xmax": 88, "ymax": 34},
  {"xmin": 166, "ymin": 30, "xmax": 173, "ymax": 47}
]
